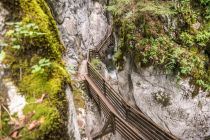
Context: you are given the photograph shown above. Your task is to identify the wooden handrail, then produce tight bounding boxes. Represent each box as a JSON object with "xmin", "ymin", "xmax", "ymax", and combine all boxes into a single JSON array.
[
  {"xmin": 84, "ymin": 25, "xmax": 177, "ymax": 140},
  {"xmin": 86, "ymin": 61, "xmax": 177, "ymax": 140},
  {"xmin": 95, "ymin": 25, "xmax": 113, "ymax": 53},
  {"xmin": 85, "ymin": 75, "xmax": 145, "ymax": 140}
]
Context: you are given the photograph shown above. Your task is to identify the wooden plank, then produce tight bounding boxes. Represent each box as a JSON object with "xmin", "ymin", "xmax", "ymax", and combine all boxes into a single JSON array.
[{"xmin": 85, "ymin": 75, "xmax": 145, "ymax": 140}]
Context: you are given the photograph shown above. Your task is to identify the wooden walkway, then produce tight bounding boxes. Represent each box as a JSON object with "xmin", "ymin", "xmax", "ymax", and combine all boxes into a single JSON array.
[{"xmin": 81, "ymin": 28, "xmax": 178, "ymax": 140}]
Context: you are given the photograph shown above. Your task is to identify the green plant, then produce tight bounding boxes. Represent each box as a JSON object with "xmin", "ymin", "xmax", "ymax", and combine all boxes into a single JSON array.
[
  {"xmin": 4, "ymin": 22, "xmax": 44, "ymax": 50},
  {"xmin": 199, "ymin": 0, "xmax": 210, "ymax": 19},
  {"xmin": 1, "ymin": 0, "xmax": 70, "ymax": 139},
  {"xmin": 152, "ymin": 91, "xmax": 171, "ymax": 107},
  {"xmin": 178, "ymin": 0, "xmax": 197, "ymax": 26},
  {"xmin": 180, "ymin": 32, "xmax": 195, "ymax": 47},
  {"xmin": 0, "ymin": 50, "xmax": 5, "ymax": 63},
  {"xmin": 180, "ymin": 29, "xmax": 210, "ymax": 50},
  {"xmin": 109, "ymin": 0, "xmax": 210, "ymax": 94},
  {"xmin": 31, "ymin": 58, "xmax": 51, "ymax": 74},
  {"xmin": 195, "ymin": 30, "xmax": 210, "ymax": 47},
  {"xmin": 136, "ymin": 36, "xmax": 210, "ymax": 90},
  {"xmin": 106, "ymin": 0, "xmax": 131, "ymax": 16},
  {"xmin": 91, "ymin": 58, "xmax": 102, "ymax": 70}
]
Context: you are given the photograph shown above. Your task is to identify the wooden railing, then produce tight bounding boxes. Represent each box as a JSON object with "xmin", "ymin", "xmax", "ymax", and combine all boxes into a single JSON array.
[
  {"xmin": 86, "ymin": 62, "xmax": 177, "ymax": 140},
  {"xmin": 86, "ymin": 80, "xmax": 144, "ymax": 140},
  {"xmin": 95, "ymin": 26, "xmax": 113, "ymax": 55},
  {"xmin": 84, "ymin": 25, "xmax": 177, "ymax": 139},
  {"xmin": 87, "ymin": 63, "xmax": 126, "ymax": 117}
]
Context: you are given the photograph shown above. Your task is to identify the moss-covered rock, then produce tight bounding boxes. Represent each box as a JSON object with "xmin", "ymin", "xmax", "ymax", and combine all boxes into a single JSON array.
[
  {"xmin": 19, "ymin": 0, "xmax": 64, "ymax": 59},
  {"xmin": 2, "ymin": 0, "xmax": 70, "ymax": 139},
  {"xmin": 109, "ymin": 0, "xmax": 210, "ymax": 92}
]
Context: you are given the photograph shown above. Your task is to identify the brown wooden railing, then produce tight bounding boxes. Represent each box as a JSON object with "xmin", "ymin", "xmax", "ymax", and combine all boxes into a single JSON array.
[
  {"xmin": 86, "ymin": 62, "xmax": 177, "ymax": 140},
  {"xmin": 95, "ymin": 26, "xmax": 113, "ymax": 55},
  {"xmin": 86, "ymin": 79, "xmax": 144, "ymax": 140},
  {"xmin": 84, "ymin": 25, "xmax": 177, "ymax": 140}
]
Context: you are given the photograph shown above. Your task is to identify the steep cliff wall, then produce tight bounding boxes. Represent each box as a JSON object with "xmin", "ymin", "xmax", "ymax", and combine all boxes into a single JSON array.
[
  {"xmin": 108, "ymin": 0, "xmax": 210, "ymax": 139},
  {"xmin": 47, "ymin": 0, "xmax": 109, "ymax": 71},
  {"xmin": 45, "ymin": 0, "xmax": 120, "ymax": 139}
]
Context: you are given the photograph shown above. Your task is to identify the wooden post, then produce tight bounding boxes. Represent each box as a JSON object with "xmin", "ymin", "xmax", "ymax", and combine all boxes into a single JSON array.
[
  {"xmin": 97, "ymin": 95, "xmax": 101, "ymax": 116},
  {"xmin": 103, "ymin": 79, "xmax": 106, "ymax": 96},
  {"xmin": 125, "ymin": 103, "xmax": 130, "ymax": 120},
  {"xmin": 85, "ymin": 81, "xmax": 92, "ymax": 100},
  {"xmin": 112, "ymin": 115, "xmax": 116, "ymax": 134}
]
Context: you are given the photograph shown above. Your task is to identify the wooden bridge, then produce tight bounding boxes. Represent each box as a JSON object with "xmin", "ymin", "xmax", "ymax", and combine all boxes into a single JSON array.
[{"xmin": 81, "ymin": 27, "xmax": 178, "ymax": 140}]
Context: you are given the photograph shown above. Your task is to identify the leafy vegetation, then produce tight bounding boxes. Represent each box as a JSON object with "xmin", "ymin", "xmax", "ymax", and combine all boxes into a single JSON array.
[
  {"xmin": 152, "ymin": 91, "xmax": 171, "ymax": 107},
  {"xmin": 198, "ymin": 0, "xmax": 210, "ymax": 19},
  {"xmin": 91, "ymin": 58, "xmax": 103, "ymax": 71},
  {"xmin": 0, "ymin": 50, "xmax": 5, "ymax": 62},
  {"xmin": 108, "ymin": 0, "xmax": 210, "ymax": 93},
  {"xmin": 4, "ymin": 22, "xmax": 45, "ymax": 50},
  {"xmin": 31, "ymin": 58, "xmax": 51, "ymax": 74}
]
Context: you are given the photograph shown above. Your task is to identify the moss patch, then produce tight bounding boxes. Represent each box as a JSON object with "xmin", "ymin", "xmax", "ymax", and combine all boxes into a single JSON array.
[
  {"xmin": 72, "ymin": 85, "xmax": 85, "ymax": 109},
  {"xmin": 19, "ymin": 0, "xmax": 63, "ymax": 59},
  {"xmin": 20, "ymin": 101, "xmax": 62, "ymax": 140},
  {"xmin": 1, "ymin": 0, "xmax": 70, "ymax": 139}
]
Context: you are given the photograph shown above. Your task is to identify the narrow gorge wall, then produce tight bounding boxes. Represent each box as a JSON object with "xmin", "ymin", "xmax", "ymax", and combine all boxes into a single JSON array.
[
  {"xmin": 117, "ymin": 35, "xmax": 210, "ymax": 140},
  {"xmin": 108, "ymin": 1, "xmax": 210, "ymax": 139},
  {"xmin": 47, "ymin": 0, "xmax": 109, "ymax": 71},
  {"xmin": 45, "ymin": 0, "xmax": 118, "ymax": 139}
]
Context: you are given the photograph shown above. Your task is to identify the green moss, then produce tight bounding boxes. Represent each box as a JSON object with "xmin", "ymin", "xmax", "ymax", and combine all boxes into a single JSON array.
[
  {"xmin": 19, "ymin": 0, "xmax": 63, "ymax": 59},
  {"xmin": 91, "ymin": 58, "xmax": 103, "ymax": 71},
  {"xmin": 113, "ymin": 49, "xmax": 124, "ymax": 70},
  {"xmin": 17, "ymin": 61, "xmax": 70, "ymax": 139},
  {"xmin": 2, "ymin": 0, "xmax": 70, "ymax": 139},
  {"xmin": 0, "ymin": 111, "xmax": 11, "ymax": 137},
  {"xmin": 20, "ymin": 100, "xmax": 62, "ymax": 140},
  {"xmin": 19, "ymin": 62, "xmax": 69, "ymax": 97},
  {"xmin": 73, "ymin": 86, "xmax": 85, "ymax": 109}
]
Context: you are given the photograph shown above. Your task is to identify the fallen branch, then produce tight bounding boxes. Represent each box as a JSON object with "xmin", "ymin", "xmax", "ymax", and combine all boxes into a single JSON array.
[{"xmin": 1, "ymin": 105, "xmax": 13, "ymax": 120}]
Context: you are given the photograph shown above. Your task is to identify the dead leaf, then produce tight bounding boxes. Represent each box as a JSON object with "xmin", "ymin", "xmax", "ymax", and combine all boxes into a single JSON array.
[
  {"xmin": 11, "ymin": 131, "xmax": 18, "ymax": 139},
  {"xmin": 28, "ymin": 120, "xmax": 41, "ymax": 130}
]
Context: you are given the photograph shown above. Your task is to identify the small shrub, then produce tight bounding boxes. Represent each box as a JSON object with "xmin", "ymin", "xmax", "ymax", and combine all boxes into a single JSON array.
[
  {"xmin": 91, "ymin": 58, "xmax": 102, "ymax": 71},
  {"xmin": 31, "ymin": 58, "xmax": 51, "ymax": 74},
  {"xmin": 152, "ymin": 91, "xmax": 171, "ymax": 107}
]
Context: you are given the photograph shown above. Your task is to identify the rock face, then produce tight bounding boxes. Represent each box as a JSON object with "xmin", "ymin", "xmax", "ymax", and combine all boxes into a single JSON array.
[
  {"xmin": 0, "ymin": 1, "xmax": 26, "ymax": 117},
  {"xmin": 47, "ymin": 0, "xmax": 108, "ymax": 73},
  {"xmin": 65, "ymin": 85, "xmax": 81, "ymax": 140},
  {"xmin": 3, "ymin": 79, "xmax": 26, "ymax": 117},
  {"xmin": 0, "ymin": 2, "xmax": 8, "ymax": 33},
  {"xmin": 46, "ymin": 0, "xmax": 119, "ymax": 139},
  {"xmin": 117, "ymin": 58, "xmax": 210, "ymax": 139},
  {"xmin": 117, "ymin": 55, "xmax": 136, "ymax": 107}
]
